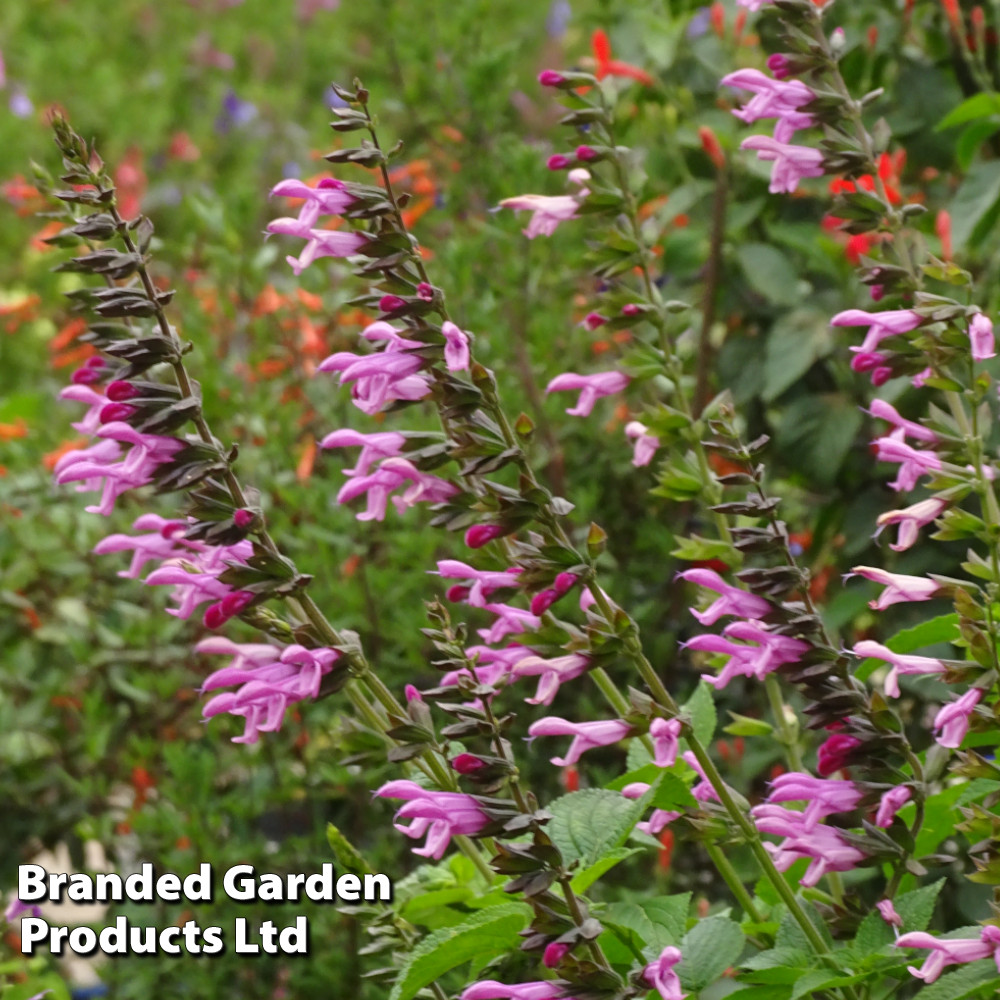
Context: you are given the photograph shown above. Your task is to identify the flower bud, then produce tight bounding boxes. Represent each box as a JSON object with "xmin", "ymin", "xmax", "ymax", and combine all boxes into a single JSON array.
[
  {"xmin": 71, "ymin": 366, "xmax": 104, "ymax": 385},
  {"xmin": 159, "ymin": 521, "xmax": 188, "ymax": 540},
  {"xmin": 106, "ymin": 380, "xmax": 139, "ymax": 401},
  {"xmin": 416, "ymin": 282, "xmax": 434, "ymax": 301},
  {"xmin": 451, "ymin": 753, "xmax": 487, "ymax": 774},
  {"xmin": 575, "ymin": 144, "xmax": 600, "ymax": 162},
  {"xmin": 816, "ymin": 732, "xmax": 861, "ymax": 776},
  {"xmin": 543, "ymin": 942, "xmax": 570, "ymax": 968},
  {"xmin": 446, "ymin": 584, "xmax": 472, "ymax": 602},
  {"xmin": 622, "ymin": 303, "xmax": 641, "ymax": 317},
  {"xmin": 404, "ymin": 684, "xmax": 424, "ymax": 703},
  {"xmin": 538, "ymin": 69, "xmax": 566, "ymax": 87},
  {"xmin": 221, "ymin": 590, "xmax": 255, "ymax": 618},
  {"xmin": 547, "ymin": 154, "xmax": 572, "ymax": 170},
  {"xmin": 379, "ymin": 294, "xmax": 407, "ymax": 313},
  {"xmin": 465, "ymin": 524, "xmax": 504, "ymax": 549},
  {"xmin": 530, "ymin": 589, "xmax": 559, "ymax": 616},
  {"xmin": 99, "ymin": 402, "xmax": 137, "ymax": 423},
  {"xmin": 202, "ymin": 602, "xmax": 227, "ymax": 630},
  {"xmin": 233, "ymin": 508, "xmax": 255, "ymax": 528}
]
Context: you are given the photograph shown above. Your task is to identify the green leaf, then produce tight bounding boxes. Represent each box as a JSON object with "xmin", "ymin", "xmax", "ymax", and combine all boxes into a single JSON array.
[
  {"xmin": 856, "ymin": 615, "xmax": 959, "ymax": 682},
  {"xmin": 790, "ymin": 968, "xmax": 867, "ymax": 1000},
  {"xmin": 684, "ymin": 682, "xmax": 717, "ymax": 745},
  {"xmin": 895, "ymin": 878, "xmax": 945, "ymax": 932},
  {"xmin": 774, "ymin": 395, "xmax": 862, "ymax": 486},
  {"xmin": 387, "ymin": 903, "xmax": 531, "ymax": 1000},
  {"xmin": 937, "ymin": 92, "xmax": 1000, "ymax": 131},
  {"xmin": 547, "ymin": 789, "xmax": 647, "ymax": 865},
  {"xmin": 762, "ymin": 310, "xmax": 833, "ymax": 402},
  {"xmin": 570, "ymin": 848, "xmax": 641, "ymax": 893},
  {"xmin": 911, "ymin": 960, "xmax": 1000, "ymax": 1000},
  {"xmin": 678, "ymin": 914, "xmax": 745, "ymax": 990},
  {"xmin": 736, "ymin": 242, "xmax": 799, "ymax": 306},
  {"xmin": 950, "ymin": 161, "xmax": 1000, "ymax": 251},
  {"xmin": 601, "ymin": 893, "xmax": 691, "ymax": 957}
]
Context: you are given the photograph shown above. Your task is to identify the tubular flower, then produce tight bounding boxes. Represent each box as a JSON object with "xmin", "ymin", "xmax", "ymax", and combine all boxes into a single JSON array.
[
  {"xmin": 876, "ymin": 497, "xmax": 947, "ymax": 552},
  {"xmin": 642, "ymin": 946, "xmax": 688, "ymax": 1000},
  {"xmin": 875, "ymin": 785, "xmax": 912, "ymax": 827},
  {"xmin": 877, "ymin": 900, "xmax": 903, "ymax": 929},
  {"xmin": 969, "ymin": 312, "xmax": 996, "ymax": 361},
  {"xmin": 853, "ymin": 640, "xmax": 946, "ymax": 698},
  {"xmin": 625, "ymin": 421, "xmax": 660, "ymax": 466},
  {"xmin": 867, "ymin": 399, "xmax": 939, "ymax": 444},
  {"xmin": 499, "ymin": 169, "xmax": 590, "ymax": 239},
  {"xmin": 374, "ymin": 780, "xmax": 490, "ymax": 860},
  {"xmin": 685, "ymin": 621, "xmax": 809, "ymax": 689},
  {"xmin": 53, "ymin": 422, "xmax": 184, "ymax": 516},
  {"xmin": 721, "ymin": 68, "xmax": 815, "ymax": 142},
  {"xmin": 848, "ymin": 567, "xmax": 939, "ymax": 610},
  {"xmin": 677, "ymin": 568, "xmax": 771, "ymax": 625},
  {"xmin": 319, "ymin": 429, "xmax": 407, "ymax": 476},
  {"xmin": 682, "ymin": 751, "xmax": 720, "ymax": 802},
  {"xmin": 93, "ymin": 514, "xmax": 200, "ymax": 578},
  {"xmin": 527, "ymin": 717, "xmax": 631, "ymax": 766},
  {"xmin": 870, "ymin": 434, "xmax": 942, "ymax": 492},
  {"xmin": 933, "ymin": 687, "xmax": 983, "ymax": 748},
  {"xmin": 650, "ymin": 717, "xmax": 683, "ymax": 767},
  {"xmin": 817, "ymin": 732, "xmax": 862, "ymax": 776},
  {"xmin": 765, "ymin": 772, "xmax": 863, "ymax": 830},
  {"xmin": 434, "ymin": 560, "xmax": 522, "ymax": 607},
  {"xmin": 319, "ymin": 346, "xmax": 432, "ymax": 415},
  {"xmin": 510, "ymin": 653, "xmax": 590, "ymax": 706},
  {"xmin": 436, "ymin": 644, "xmax": 531, "ymax": 691},
  {"xmin": 739, "ymin": 134, "xmax": 824, "ymax": 193},
  {"xmin": 546, "ymin": 370, "xmax": 630, "ymax": 417},
  {"xmin": 830, "ymin": 308, "xmax": 924, "ymax": 354},
  {"xmin": 198, "ymin": 638, "xmax": 340, "ymax": 744},
  {"xmin": 442, "ymin": 320, "xmax": 471, "ymax": 371},
  {"xmin": 477, "ymin": 602, "xmax": 541, "ymax": 644},
  {"xmin": 58, "ymin": 384, "xmax": 109, "ymax": 435},
  {"xmin": 142, "ymin": 539, "xmax": 254, "ymax": 620},
  {"xmin": 335, "ymin": 457, "xmax": 458, "ymax": 521},
  {"xmin": 895, "ymin": 926, "xmax": 1000, "ymax": 983},
  {"xmin": 752, "ymin": 805, "xmax": 867, "ymax": 887},
  {"xmin": 621, "ymin": 782, "xmax": 680, "ymax": 835},
  {"xmin": 460, "ymin": 981, "xmax": 570, "ymax": 1000}
]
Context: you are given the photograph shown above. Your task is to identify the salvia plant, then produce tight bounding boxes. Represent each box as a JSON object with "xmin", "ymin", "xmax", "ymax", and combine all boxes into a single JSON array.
[{"xmin": 10, "ymin": 0, "xmax": 1000, "ymax": 998}]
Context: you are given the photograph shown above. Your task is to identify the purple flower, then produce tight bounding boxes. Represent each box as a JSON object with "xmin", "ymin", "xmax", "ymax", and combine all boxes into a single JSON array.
[
  {"xmin": 933, "ymin": 688, "xmax": 983, "ymax": 748},
  {"xmin": 460, "ymin": 982, "xmax": 569, "ymax": 1000},
  {"xmin": 442, "ymin": 320, "xmax": 471, "ymax": 372},
  {"xmin": 721, "ymin": 68, "xmax": 816, "ymax": 142},
  {"xmin": 877, "ymin": 899, "xmax": 903, "ymax": 929},
  {"xmin": 199, "ymin": 638, "xmax": 340, "ymax": 743},
  {"xmin": 816, "ymin": 732, "xmax": 861, "ymax": 776},
  {"xmin": 848, "ymin": 568, "xmax": 939, "ymax": 611},
  {"xmin": 830, "ymin": 308, "xmax": 924, "ymax": 356},
  {"xmin": 739, "ymin": 135, "xmax": 824, "ymax": 193},
  {"xmin": 465, "ymin": 524, "xmax": 506, "ymax": 548},
  {"xmin": 853, "ymin": 639, "xmax": 945, "ymax": 698},
  {"xmin": 435, "ymin": 560, "xmax": 522, "ymax": 607},
  {"xmin": 682, "ymin": 751, "xmax": 719, "ymax": 802},
  {"xmin": 216, "ymin": 90, "xmax": 257, "ymax": 133},
  {"xmin": 642, "ymin": 946, "xmax": 687, "ymax": 1000},
  {"xmin": 336, "ymin": 457, "xmax": 458, "ymax": 521},
  {"xmin": 677, "ymin": 568, "xmax": 771, "ymax": 625},
  {"xmin": 650, "ymin": 717, "xmax": 682, "ymax": 768},
  {"xmin": 766, "ymin": 772, "xmax": 862, "ymax": 830},
  {"xmin": 870, "ymin": 434, "xmax": 942, "ymax": 492},
  {"xmin": 969, "ymin": 312, "xmax": 996, "ymax": 362},
  {"xmin": 510, "ymin": 653, "xmax": 590, "ymax": 705},
  {"xmin": 478, "ymin": 602, "xmax": 541, "ymax": 644},
  {"xmin": 867, "ymin": 399, "xmax": 938, "ymax": 444},
  {"xmin": 895, "ymin": 926, "xmax": 1000, "ymax": 983},
  {"xmin": 625, "ymin": 421, "xmax": 660, "ymax": 467},
  {"xmin": 686, "ymin": 621, "xmax": 809, "ymax": 689},
  {"xmin": 319, "ymin": 428, "xmax": 408, "ymax": 476},
  {"xmin": 5, "ymin": 897, "xmax": 42, "ymax": 922},
  {"xmin": 545, "ymin": 0, "xmax": 571, "ymax": 38},
  {"xmin": 141, "ymin": 539, "xmax": 254, "ymax": 620},
  {"xmin": 527, "ymin": 717, "xmax": 631, "ymax": 766},
  {"xmin": 546, "ymin": 370, "xmax": 630, "ymax": 417},
  {"xmin": 375, "ymin": 780, "xmax": 490, "ymax": 859},
  {"xmin": 876, "ymin": 497, "xmax": 947, "ymax": 552},
  {"xmin": 319, "ymin": 345, "xmax": 431, "ymax": 415},
  {"xmin": 876, "ymin": 785, "xmax": 912, "ymax": 827}
]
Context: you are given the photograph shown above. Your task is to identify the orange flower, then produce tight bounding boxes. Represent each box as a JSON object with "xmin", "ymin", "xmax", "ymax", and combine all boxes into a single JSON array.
[
  {"xmin": 253, "ymin": 284, "xmax": 285, "ymax": 316},
  {"xmin": 0, "ymin": 419, "xmax": 28, "ymax": 441},
  {"xmin": 0, "ymin": 293, "xmax": 40, "ymax": 333},
  {"xmin": 43, "ymin": 438, "xmax": 87, "ymax": 470},
  {"xmin": 591, "ymin": 29, "xmax": 656, "ymax": 87},
  {"xmin": 49, "ymin": 317, "xmax": 88, "ymax": 353},
  {"xmin": 296, "ymin": 434, "xmax": 317, "ymax": 482}
]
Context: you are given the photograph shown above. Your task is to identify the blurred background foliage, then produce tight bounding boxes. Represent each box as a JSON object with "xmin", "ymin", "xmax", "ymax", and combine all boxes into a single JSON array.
[{"xmin": 2, "ymin": 0, "xmax": 999, "ymax": 996}]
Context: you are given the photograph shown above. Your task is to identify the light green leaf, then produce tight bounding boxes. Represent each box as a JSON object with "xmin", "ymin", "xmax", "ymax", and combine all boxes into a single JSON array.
[
  {"xmin": 736, "ymin": 242, "xmax": 799, "ymax": 306},
  {"xmin": 912, "ymin": 960, "xmax": 1000, "ymax": 1000},
  {"xmin": 937, "ymin": 92, "xmax": 1000, "ymax": 131},
  {"xmin": 387, "ymin": 903, "xmax": 531, "ymax": 1000},
  {"xmin": 547, "ymin": 789, "xmax": 647, "ymax": 865},
  {"xmin": 763, "ymin": 310, "xmax": 833, "ymax": 402},
  {"xmin": 684, "ymin": 682, "xmax": 717, "ymax": 745},
  {"xmin": 790, "ymin": 968, "xmax": 867, "ymax": 1000},
  {"xmin": 678, "ymin": 914, "xmax": 745, "ymax": 990},
  {"xmin": 570, "ymin": 848, "xmax": 641, "ymax": 894},
  {"xmin": 950, "ymin": 161, "xmax": 1000, "ymax": 251}
]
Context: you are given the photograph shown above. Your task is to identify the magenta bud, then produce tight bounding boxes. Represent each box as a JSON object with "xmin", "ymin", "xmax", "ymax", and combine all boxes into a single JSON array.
[
  {"xmin": 451, "ymin": 753, "xmax": 487, "ymax": 774},
  {"xmin": 547, "ymin": 154, "xmax": 572, "ymax": 170},
  {"xmin": 159, "ymin": 521, "xmax": 188, "ymax": 540},
  {"xmin": 71, "ymin": 366, "xmax": 104, "ymax": 385},
  {"xmin": 417, "ymin": 282, "xmax": 434, "ymax": 301},
  {"xmin": 220, "ymin": 590, "xmax": 255, "ymax": 617},
  {"xmin": 99, "ymin": 402, "xmax": 137, "ymax": 423},
  {"xmin": 202, "ymin": 602, "xmax": 228, "ymax": 630},
  {"xmin": 553, "ymin": 572, "xmax": 580, "ymax": 594},
  {"xmin": 543, "ymin": 942, "xmax": 570, "ymax": 968},
  {"xmin": 446, "ymin": 584, "xmax": 472, "ymax": 602},
  {"xmin": 575, "ymin": 144, "xmax": 598, "ymax": 162},
  {"xmin": 581, "ymin": 311, "xmax": 607, "ymax": 331},
  {"xmin": 871, "ymin": 366, "xmax": 893, "ymax": 387},
  {"xmin": 622, "ymin": 303, "xmax": 641, "ymax": 317},
  {"xmin": 233, "ymin": 508, "xmax": 255, "ymax": 528},
  {"xmin": 379, "ymin": 294, "xmax": 407, "ymax": 313},
  {"xmin": 530, "ymin": 589, "xmax": 559, "ymax": 616},
  {"xmin": 404, "ymin": 684, "xmax": 424, "ymax": 703},
  {"xmin": 106, "ymin": 380, "xmax": 139, "ymax": 401},
  {"xmin": 817, "ymin": 733, "xmax": 862, "ymax": 776},
  {"xmin": 465, "ymin": 524, "xmax": 505, "ymax": 549},
  {"xmin": 766, "ymin": 53, "xmax": 791, "ymax": 79},
  {"xmin": 870, "ymin": 284, "xmax": 885, "ymax": 302},
  {"xmin": 538, "ymin": 69, "xmax": 566, "ymax": 87}
]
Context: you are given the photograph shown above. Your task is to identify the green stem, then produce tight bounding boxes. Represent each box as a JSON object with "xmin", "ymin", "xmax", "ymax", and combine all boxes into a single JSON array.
[{"xmin": 705, "ymin": 842, "xmax": 766, "ymax": 925}]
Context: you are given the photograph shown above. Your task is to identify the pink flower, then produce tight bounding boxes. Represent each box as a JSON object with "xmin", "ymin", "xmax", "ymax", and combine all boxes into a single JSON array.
[
  {"xmin": 460, "ymin": 982, "xmax": 569, "ymax": 1000},
  {"xmin": 650, "ymin": 717, "xmax": 682, "ymax": 768},
  {"xmin": 933, "ymin": 688, "xmax": 983, "ymax": 749},
  {"xmin": 435, "ymin": 560, "xmax": 522, "ymax": 607},
  {"xmin": 876, "ymin": 497, "xmax": 947, "ymax": 552},
  {"xmin": 94, "ymin": 513, "xmax": 198, "ymax": 578},
  {"xmin": 59, "ymin": 384, "xmax": 108, "ymax": 435},
  {"xmin": 625, "ymin": 421, "xmax": 660, "ymax": 467},
  {"xmin": 543, "ymin": 942, "xmax": 571, "ymax": 968},
  {"xmin": 335, "ymin": 457, "xmax": 457, "ymax": 521},
  {"xmin": 830, "ymin": 309, "xmax": 923, "ymax": 355},
  {"xmin": 442, "ymin": 320, "xmax": 471, "ymax": 371},
  {"xmin": 686, "ymin": 621, "xmax": 809, "ymax": 689},
  {"xmin": 721, "ymin": 68, "xmax": 815, "ymax": 142},
  {"xmin": 682, "ymin": 751, "xmax": 719, "ymax": 802},
  {"xmin": 199, "ymin": 638, "xmax": 340, "ymax": 743},
  {"xmin": 877, "ymin": 900, "xmax": 903, "ymax": 929},
  {"xmin": 375, "ymin": 780, "xmax": 490, "ymax": 860},
  {"xmin": 275, "ymin": 227, "xmax": 366, "ymax": 275},
  {"xmin": 478, "ymin": 602, "xmax": 541, "ymax": 644},
  {"xmin": 876, "ymin": 786, "xmax": 912, "ymax": 827},
  {"xmin": 737, "ymin": 0, "xmax": 773, "ymax": 9},
  {"xmin": 739, "ymin": 135, "xmax": 824, "ymax": 193},
  {"xmin": 871, "ymin": 433, "xmax": 942, "ymax": 492},
  {"xmin": 969, "ymin": 312, "xmax": 996, "ymax": 361},
  {"xmin": 642, "ymin": 946, "xmax": 688, "ymax": 1000},
  {"xmin": 852, "ymin": 639, "xmax": 946, "ymax": 698},
  {"xmin": 546, "ymin": 370, "xmax": 630, "ymax": 417},
  {"xmin": 499, "ymin": 169, "xmax": 590, "ymax": 239},
  {"xmin": 766, "ymin": 772, "xmax": 862, "ymax": 830},
  {"xmin": 529, "ymin": 571, "xmax": 580, "ymax": 615},
  {"xmin": 677, "ymin": 568, "xmax": 771, "ymax": 625},
  {"xmin": 816, "ymin": 732, "xmax": 862, "ymax": 776},
  {"xmin": 319, "ymin": 347, "xmax": 431, "ymax": 415},
  {"xmin": 621, "ymin": 782, "xmax": 679, "ymax": 835},
  {"xmin": 867, "ymin": 399, "xmax": 938, "ymax": 444},
  {"xmin": 895, "ymin": 926, "xmax": 1000, "ymax": 983},
  {"xmin": 319, "ymin": 429, "xmax": 407, "ymax": 476},
  {"xmin": 527, "ymin": 717, "xmax": 631, "ymax": 766},
  {"xmin": 510, "ymin": 653, "xmax": 590, "ymax": 706},
  {"xmin": 848, "ymin": 567, "xmax": 939, "ymax": 611}
]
